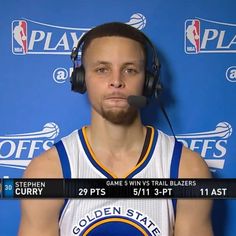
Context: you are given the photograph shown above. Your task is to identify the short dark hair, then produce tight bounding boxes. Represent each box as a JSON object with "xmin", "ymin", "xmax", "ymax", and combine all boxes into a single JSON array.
[{"xmin": 81, "ymin": 22, "xmax": 147, "ymax": 61}]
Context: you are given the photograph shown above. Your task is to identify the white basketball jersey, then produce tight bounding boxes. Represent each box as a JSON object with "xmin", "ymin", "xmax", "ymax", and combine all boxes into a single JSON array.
[{"xmin": 54, "ymin": 126, "xmax": 182, "ymax": 236}]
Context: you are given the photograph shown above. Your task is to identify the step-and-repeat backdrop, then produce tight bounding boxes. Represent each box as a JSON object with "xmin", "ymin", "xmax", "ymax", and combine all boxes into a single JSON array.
[{"xmin": 0, "ymin": 1, "xmax": 235, "ymax": 235}]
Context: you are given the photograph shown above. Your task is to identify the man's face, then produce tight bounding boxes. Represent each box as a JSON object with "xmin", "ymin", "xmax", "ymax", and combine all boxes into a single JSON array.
[{"xmin": 83, "ymin": 36, "xmax": 145, "ymax": 125}]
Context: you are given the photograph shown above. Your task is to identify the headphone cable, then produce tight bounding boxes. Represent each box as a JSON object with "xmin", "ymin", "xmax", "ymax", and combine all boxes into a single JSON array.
[{"xmin": 155, "ymin": 97, "xmax": 177, "ymax": 141}]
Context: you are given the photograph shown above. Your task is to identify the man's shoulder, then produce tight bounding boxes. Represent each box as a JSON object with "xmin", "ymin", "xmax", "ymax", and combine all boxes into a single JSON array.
[
  {"xmin": 56, "ymin": 128, "xmax": 82, "ymax": 147},
  {"xmin": 24, "ymin": 127, "xmax": 82, "ymax": 179},
  {"xmin": 151, "ymin": 126, "xmax": 175, "ymax": 141},
  {"xmin": 179, "ymin": 146, "xmax": 211, "ymax": 178},
  {"xmin": 19, "ymin": 147, "xmax": 64, "ymax": 235},
  {"xmin": 23, "ymin": 147, "xmax": 63, "ymax": 178}
]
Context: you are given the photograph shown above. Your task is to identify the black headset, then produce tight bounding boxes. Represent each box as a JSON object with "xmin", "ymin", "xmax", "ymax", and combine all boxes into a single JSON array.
[{"xmin": 70, "ymin": 26, "xmax": 162, "ymax": 98}]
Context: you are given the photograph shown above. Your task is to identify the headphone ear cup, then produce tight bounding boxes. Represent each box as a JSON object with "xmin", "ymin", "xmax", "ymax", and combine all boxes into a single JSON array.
[
  {"xmin": 70, "ymin": 65, "xmax": 86, "ymax": 94},
  {"xmin": 143, "ymin": 71, "xmax": 156, "ymax": 97}
]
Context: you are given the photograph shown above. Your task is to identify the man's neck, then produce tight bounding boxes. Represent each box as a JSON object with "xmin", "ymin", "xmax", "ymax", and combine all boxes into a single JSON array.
[
  {"xmin": 86, "ymin": 111, "xmax": 146, "ymax": 153},
  {"xmin": 85, "ymin": 110, "xmax": 147, "ymax": 177}
]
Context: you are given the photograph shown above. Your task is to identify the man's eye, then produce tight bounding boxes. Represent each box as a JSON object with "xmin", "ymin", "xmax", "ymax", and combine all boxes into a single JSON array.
[
  {"xmin": 96, "ymin": 67, "xmax": 108, "ymax": 73},
  {"xmin": 124, "ymin": 68, "xmax": 138, "ymax": 75}
]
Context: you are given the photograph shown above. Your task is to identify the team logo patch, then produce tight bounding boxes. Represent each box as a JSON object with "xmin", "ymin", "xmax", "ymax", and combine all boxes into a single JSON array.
[{"xmin": 72, "ymin": 207, "xmax": 161, "ymax": 235}]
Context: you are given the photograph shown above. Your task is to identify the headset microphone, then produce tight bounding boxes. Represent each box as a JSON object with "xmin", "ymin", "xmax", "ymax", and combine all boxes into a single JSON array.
[{"xmin": 127, "ymin": 95, "xmax": 147, "ymax": 109}]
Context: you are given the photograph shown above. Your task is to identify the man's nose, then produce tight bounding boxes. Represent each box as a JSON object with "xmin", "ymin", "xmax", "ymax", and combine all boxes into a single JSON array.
[{"xmin": 109, "ymin": 71, "xmax": 125, "ymax": 88}]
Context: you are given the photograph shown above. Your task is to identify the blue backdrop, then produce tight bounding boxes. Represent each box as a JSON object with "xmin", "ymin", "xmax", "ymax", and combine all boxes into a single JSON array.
[{"xmin": 0, "ymin": 0, "xmax": 235, "ymax": 235}]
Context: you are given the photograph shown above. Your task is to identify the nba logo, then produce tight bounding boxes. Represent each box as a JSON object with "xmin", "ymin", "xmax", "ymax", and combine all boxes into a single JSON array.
[
  {"xmin": 12, "ymin": 20, "xmax": 28, "ymax": 55},
  {"xmin": 185, "ymin": 19, "xmax": 200, "ymax": 54}
]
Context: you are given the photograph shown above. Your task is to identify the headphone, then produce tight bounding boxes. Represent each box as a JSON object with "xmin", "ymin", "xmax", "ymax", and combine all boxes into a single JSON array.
[{"xmin": 70, "ymin": 27, "xmax": 162, "ymax": 98}]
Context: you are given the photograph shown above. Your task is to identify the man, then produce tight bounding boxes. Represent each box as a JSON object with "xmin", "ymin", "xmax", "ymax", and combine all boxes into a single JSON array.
[{"xmin": 18, "ymin": 22, "xmax": 213, "ymax": 236}]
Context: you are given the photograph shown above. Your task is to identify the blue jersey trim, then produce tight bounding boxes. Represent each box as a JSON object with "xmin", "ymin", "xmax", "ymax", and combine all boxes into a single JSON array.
[
  {"xmin": 54, "ymin": 140, "xmax": 71, "ymax": 221},
  {"xmin": 54, "ymin": 140, "xmax": 71, "ymax": 178},
  {"xmin": 170, "ymin": 141, "xmax": 183, "ymax": 218}
]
